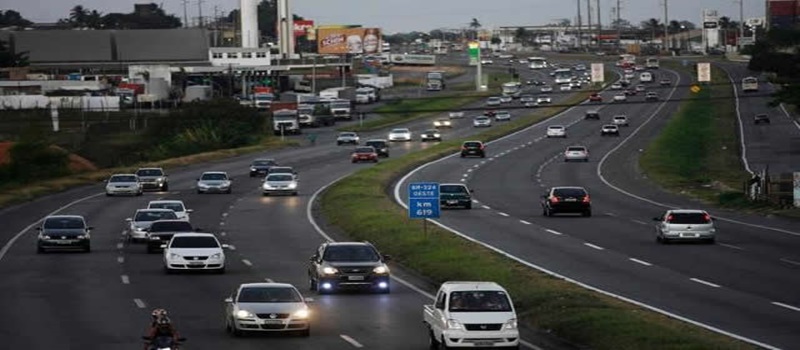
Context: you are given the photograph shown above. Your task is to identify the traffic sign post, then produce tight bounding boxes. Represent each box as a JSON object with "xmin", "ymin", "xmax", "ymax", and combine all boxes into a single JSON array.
[
  {"xmin": 408, "ymin": 182, "xmax": 440, "ymax": 237},
  {"xmin": 591, "ymin": 63, "xmax": 604, "ymax": 84},
  {"xmin": 697, "ymin": 62, "xmax": 711, "ymax": 83}
]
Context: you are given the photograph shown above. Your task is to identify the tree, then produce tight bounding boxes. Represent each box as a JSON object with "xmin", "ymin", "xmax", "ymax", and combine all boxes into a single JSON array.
[
  {"xmin": 679, "ymin": 20, "xmax": 696, "ymax": 31},
  {"xmin": 469, "ymin": 18, "xmax": 481, "ymax": 30},
  {"xmin": 0, "ymin": 39, "xmax": 28, "ymax": 67},
  {"xmin": 0, "ymin": 10, "xmax": 33, "ymax": 27},
  {"xmin": 514, "ymin": 27, "xmax": 530, "ymax": 45},
  {"xmin": 747, "ymin": 28, "xmax": 800, "ymax": 110},
  {"xmin": 719, "ymin": 16, "xmax": 731, "ymax": 46},
  {"xmin": 69, "ymin": 5, "xmax": 89, "ymax": 27},
  {"xmin": 640, "ymin": 18, "xmax": 663, "ymax": 43}
]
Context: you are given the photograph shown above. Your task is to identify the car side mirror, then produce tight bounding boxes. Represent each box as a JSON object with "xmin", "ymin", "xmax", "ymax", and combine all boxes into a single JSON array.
[
  {"xmin": 304, "ymin": 297, "xmax": 315, "ymax": 303},
  {"xmin": 86, "ymin": 226, "xmax": 95, "ymax": 231},
  {"xmin": 541, "ymin": 195, "xmax": 548, "ymax": 199},
  {"xmin": 652, "ymin": 217, "xmax": 661, "ymax": 221},
  {"xmin": 195, "ymin": 178, "xmax": 200, "ymax": 181},
  {"xmin": 36, "ymin": 227, "xmax": 42, "ymax": 231},
  {"xmin": 160, "ymin": 244, "xmax": 167, "ymax": 249},
  {"xmin": 382, "ymin": 254, "xmax": 392, "ymax": 261},
  {"xmin": 186, "ymin": 209, "xmax": 194, "ymax": 213},
  {"xmin": 125, "ymin": 218, "xmax": 132, "ymax": 222},
  {"xmin": 177, "ymin": 337, "xmax": 186, "ymax": 342},
  {"xmin": 194, "ymin": 228, "xmax": 203, "ymax": 232},
  {"xmin": 221, "ymin": 244, "xmax": 230, "ymax": 249},
  {"xmin": 224, "ymin": 297, "xmax": 233, "ymax": 303},
  {"xmin": 309, "ymin": 255, "xmax": 317, "ymax": 262}
]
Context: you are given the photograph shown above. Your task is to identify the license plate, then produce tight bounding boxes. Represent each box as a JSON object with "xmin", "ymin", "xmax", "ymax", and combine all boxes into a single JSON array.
[
  {"xmin": 475, "ymin": 341, "xmax": 494, "ymax": 346},
  {"xmin": 188, "ymin": 261, "xmax": 203, "ymax": 265},
  {"xmin": 681, "ymin": 233, "xmax": 698, "ymax": 238},
  {"xmin": 468, "ymin": 150, "xmax": 477, "ymax": 153},
  {"xmin": 262, "ymin": 320, "xmax": 283, "ymax": 325},
  {"xmin": 56, "ymin": 240, "xmax": 72, "ymax": 244},
  {"xmin": 348, "ymin": 275, "xmax": 365, "ymax": 281},
  {"xmin": 565, "ymin": 198, "xmax": 577, "ymax": 202},
  {"xmin": 447, "ymin": 200, "xmax": 458, "ymax": 204}
]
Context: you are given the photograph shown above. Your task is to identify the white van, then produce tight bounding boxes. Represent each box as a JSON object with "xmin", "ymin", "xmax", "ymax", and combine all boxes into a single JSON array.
[{"xmin": 640, "ymin": 72, "xmax": 653, "ymax": 83}]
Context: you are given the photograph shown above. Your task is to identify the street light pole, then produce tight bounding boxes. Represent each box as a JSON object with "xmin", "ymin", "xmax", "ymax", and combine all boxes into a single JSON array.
[
  {"xmin": 738, "ymin": 0, "xmax": 744, "ymax": 51},
  {"xmin": 663, "ymin": 0, "xmax": 669, "ymax": 51}
]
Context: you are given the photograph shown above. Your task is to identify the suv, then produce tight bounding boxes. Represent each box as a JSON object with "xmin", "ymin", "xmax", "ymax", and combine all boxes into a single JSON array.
[
  {"xmin": 440, "ymin": 183, "xmax": 473, "ymax": 209},
  {"xmin": 135, "ymin": 167, "xmax": 169, "ymax": 191},
  {"xmin": 365, "ymin": 139, "xmax": 390, "ymax": 157},
  {"xmin": 653, "ymin": 209, "xmax": 716, "ymax": 244},
  {"xmin": 146, "ymin": 220, "xmax": 195, "ymax": 253},
  {"xmin": 336, "ymin": 132, "xmax": 360, "ymax": 145},
  {"xmin": 541, "ymin": 186, "xmax": 592, "ymax": 217},
  {"xmin": 585, "ymin": 110, "xmax": 600, "ymax": 120},
  {"xmin": 307, "ymin": 242, "xmax": 391, "ymax": 294},
  {"xmin": 460, "ymin": 141, "xmax": 485, "ymax": 158},
  {"xmin": 37, "ymin": 215, "xmax": 93, "ymax": 253}
]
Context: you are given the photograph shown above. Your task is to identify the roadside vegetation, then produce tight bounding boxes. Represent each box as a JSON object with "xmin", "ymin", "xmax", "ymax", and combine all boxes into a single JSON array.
[{"xmin": 320, "ymin": 91, "xmax": 751, "ymax": 349}]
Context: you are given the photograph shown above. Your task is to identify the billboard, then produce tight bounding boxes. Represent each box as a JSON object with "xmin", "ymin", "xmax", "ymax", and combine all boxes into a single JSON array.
[
  {"xmin": 294, "ymin": 20, "xmax": 314, "ymax": 38},
  {"xmin": 317, "ymin": 28, "xmax": 381, "ymax": 54}
]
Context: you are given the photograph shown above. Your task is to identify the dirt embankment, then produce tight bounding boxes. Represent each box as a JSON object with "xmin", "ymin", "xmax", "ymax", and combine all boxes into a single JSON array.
[{"xmin": 0, "ymin": 141, "xmax": 98, "ymax": 172}]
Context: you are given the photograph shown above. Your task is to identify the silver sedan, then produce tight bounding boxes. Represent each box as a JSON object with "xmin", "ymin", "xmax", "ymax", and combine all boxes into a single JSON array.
[
  {"xmin": 105, "ymin": 174, "xmax": 142, "ymax": 196},
  {"xmin": 225, "ymin": 283, "xmax": 312, "ymax": 337}
]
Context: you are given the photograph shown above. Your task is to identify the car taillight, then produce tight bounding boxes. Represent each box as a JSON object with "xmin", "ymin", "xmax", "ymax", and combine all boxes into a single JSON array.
[
  {"xmin": 666, "ymin": 215, "xmax": 673, "ymax": 222},
  {"xmin": 550, "ymin": 196, "xmax": 559, "ymax": 203},
  {"xmin": 582, "ymin": 195, "xmax": 590, "ymax": 203},
  {"xmin": 480, "ymin": 145, "xmax": 485, "ymax": 150},
  {"xmin": 703, "ymin": 213, "xmax": 711, "ymax": 222}
]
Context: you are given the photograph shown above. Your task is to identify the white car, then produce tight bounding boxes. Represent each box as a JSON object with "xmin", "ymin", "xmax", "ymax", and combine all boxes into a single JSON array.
[
  {"xmin": 148, "ymin": 200, "xmax": 192, "ymax": 221},
  {"xmin": 163, "ymin": 233, "xmax": 228, "ymax": 274},
  {"xmin": 196, "ymin": 171, "xmax": 233, "ymax": 194},
  {"xmin": 612, "ymin": 115, "xmax": 629, "ymax": 126},
  {"xmin": 486, "ymin": 97, "xmax": 502, "ymax": 106},
  {"xmin": 536, "ymin": 95, "xmax": 552, "ymax": 104},
  {"xmin": 600, "ymin": 124, "xmax": 620, "ymax": 136},
  {"xmin": 523, "ymin": 101, "xmax": 538, "ymax": 108},
  {"xmin": 559, "ymin": 84, "xmax": 572, "ymax": 91},
  {"xmin": 499, "ymin": 95, "xmax": 513, "ymax": 103},
  {"xmin": 126, "ymin": 209, "xmax": 179, "ymax": 242},
  {"xmin": 540, "ymin": 86, "xmax": 553, "ymax": 93},
  {"xmin": 564, "ymin": 145, "xmax": 589, "ymax": 162},
  {"xmin": 388, "ymin": 128, "xmax": 412, "ymax": 142},
  {"xmin": 434, "ymin": 119, "xmax": 452, "ymax": 128},
  {"xmin": 624, "ymin": 73, "xmax": 635, "ymax": 80},
  {"xmin": 520, "ymin": 95, "xmax": 535, "ymax": 103},
  {"xmin": 105, "ymin": 174, "xmax": 143, "ymax": 196},
  {"xmin": 225, "ymin": 283, "xmax": 312, "ymax": 337},
  {"xmin": 336, "ymin": 132, "xmax": 359, "ymax": 145},
  {"xmin": 546, "ymin": 125, "xmax": 566, "ymax": 138},
  {"xmin": 635, "ymin": 84, "xmax": 646, "ymax": 92},
  {"xmin": 494, "ymin": 111, "xmax": 511, "ymax": 122},
  {"xmin": 481, "ymin": 59, "xmax": 493, "ymax": 65},
  {"xmin": 611, "ymin": 83, "xmax": 623, "ymax": 90},
  {"xmin": 262, "ymin": 173, "xmax": 298, "ymax": 196},
  {"xmin": 569, "ymin": 80, "xmax": 581, "ymax": 89},
  {"xmin": 473, "ymin": 116, "xmax": 492, "ymax": 127},
  {"xmin": 448, "ymin": 111, "xmax": 465, "ymax": 119},
  {"xmin": 613, "ymin": 93, "xmax": 627, "ymax": 102}
]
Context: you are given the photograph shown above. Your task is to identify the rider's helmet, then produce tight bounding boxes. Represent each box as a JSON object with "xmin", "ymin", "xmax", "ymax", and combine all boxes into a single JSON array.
[{"xmin": 151, "ymin": 308, "xmax": 168, "ymax": 321}]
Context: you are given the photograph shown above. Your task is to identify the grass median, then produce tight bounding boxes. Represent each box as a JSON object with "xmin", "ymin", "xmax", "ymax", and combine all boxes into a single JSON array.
[{"xmin": 320, "ymin": 89, "xmax": 750, "ymax": 349}]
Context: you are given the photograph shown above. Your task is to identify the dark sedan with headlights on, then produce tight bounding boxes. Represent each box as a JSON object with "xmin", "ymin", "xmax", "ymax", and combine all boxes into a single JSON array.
[{"xmin": 37, "ymin": 215, "xmax": 93, "ymax": 253}]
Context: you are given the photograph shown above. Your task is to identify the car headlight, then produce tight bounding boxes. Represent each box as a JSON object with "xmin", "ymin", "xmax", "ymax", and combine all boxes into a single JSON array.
[
  {"xmin": 156, "ymin": 177, "xmax": 164, "ymax": 183},
  {"xmin": 503, "ymin": 318, "xmax": 518, "ymax": 330},
  {"xmin": 210, "ymin": 253, "xmax": 222, "ymax": 260},
  {"xmin": 236, "ymin": 310, "xmax": 255, "ymax": 319},
  {"xmin": 288, "ymin": 183, "xmax": 297, "ymax": 189},
  {"xmin": 263, "ymin": 183, "xmax": 274, "ymax": 190},
  {"xmin": 41, "ymin": 235, "xmax": 51, "ymax": 240},
  {"xmin": 134, "ymin": 227, "xmax": 147, "ymax": 233},
  {"xmin": 198, "ymin": 183, "xmax": 209, "ymax": 188},
  {"xmin": 250, "ymin": 167, "xmax": 257, "ymax": 171},
  {"xmin": 77, "ymin": 235, "xmax": 88, "ymax": 240},
  {"xmin": 293, "ymin": 308, "xmax": 310, "ymax": 319},
  {"xmin": 322, "ymin": 267, "xmax": 338, "ymax": 275},
  {"xmin": 446, "ymin": 319, "xmax": 464, "ymax": 330},
  {"xmin": 170, "ymin": 253, "xmax": 181, "ymax": 260},
  {"xmin": 373, "ymin": 266, "xmax": 389, "ymax": 274},
  {"xmin": 434, "ymin": 133, "xmax": 441, "ymax": 138},
  {"xmin": 222, "ymin": 181, "xmax": 231, "ymax": 187}
]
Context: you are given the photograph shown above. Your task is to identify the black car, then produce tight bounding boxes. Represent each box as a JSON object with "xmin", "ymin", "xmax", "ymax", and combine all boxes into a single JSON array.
[
  {"xmin": 249, "ymin": 158, "xmax": 278, "ymax": 177},
  {"xmin": 420, "ymin": 129, "xmax": 442, "ymax": 142},
  {"xmin": 146, "ymin": 220, "xmax": 195, "ymax": 253},
  {"xmin": 541, "ymin": 186, "xmax": 592, "ymax": 217},
  {"xmin": 308, "ymin": 242, "xmax": 391, "ymax": 294},
  {"xmin": 754, "ymin": 114, "xmax": 770, "ymax": 124},
  {"xmin": 365, "ymin": 139, "xmax": 390, "ymax": 157},
  {"xmin": 460, "ymin": 141, "xmax": 485, "ymax": 158},
  {"xmin": 266, "ymin": 166, "xmax": 298, "ymax": 177},
  {"xmin": 585, "ymin": 110, "xmax": 600, "ymax": 120},
  {"xmin": 37, "ymin": 215, "xmax": 93, "ymax": 253},
  {"xmin": 440, "ymin": 183, "xmax": 473, "ymax": 209}
]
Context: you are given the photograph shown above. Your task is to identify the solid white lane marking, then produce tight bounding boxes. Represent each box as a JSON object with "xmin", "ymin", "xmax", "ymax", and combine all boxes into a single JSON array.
[
  {"xmin": 116, "ymin": 243, "xmax": 124, "ymax": 250},
  {"xmin": 629, "ymin": 258, "xmax": 653, "ymax": 266},
  {"xmin": 772, "ymin": 302, "xmax": 800, "ymax": 312},
  {"xmin": 121, "ymin": 275, "xmax": 130, "ymax": 284},
  {"xmin": 242, "ymin": 259, "xmax": 252, "ymax": 266},
  {"xmin": 498, "ymin": 212, "xmax": 510, "ymax": 217},
  {"xmin": 690, "ymin": 278, "xmax": 721, "ymax": 288},
  {"xmin": 481, "ymin": 205, "xmax": 491, "ymax": 210},
  {"xmin": 545, "ymin": 229, "xmax": 563, "ymax": 236},
  {"xmin": 632, "ymin": 219, "xmax": 649, "ymax": 225},
  {"xmin": 584, "ymin": 243, "xmax": 605, "ymax": 251},
  {"xmin": 520, "ymin": 220, "xmax": 532, "ymax": 225},
  {"xmin": 718, "ymin": 243, "xmax": 743, "ymax": 251},
  {"xmin": 340, "ymin": 334, "xmax": 364, "ymax": 348},
  {"xmin": 780, "ymin": 258, "xmax": 800, "ymax": 266},
  {"xmin": 133, "ymin": 298, "xmax": 146, "ymax": 308},
  {"xmin": 117, "ymin": 256, "xmax": 124, "ymax": 264}
]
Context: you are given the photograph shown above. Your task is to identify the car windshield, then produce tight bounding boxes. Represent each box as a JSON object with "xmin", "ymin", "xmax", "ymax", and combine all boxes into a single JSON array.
[
  {"xmin": 269, "ymin": 167, "xmax": 294, "ymax": 174},
  {"xmin": 549, "ymin": 126, "xmax": 564, "ymax": 130},
  {"xmin": 355, "ymin": 147, "xmax": 375, "ymax": 153},
  {"xmin": 170, "ymin": 236, "xmax": 219, "ymax": 248},
  {"xmin": 149, "ymin": 202, "xmax": 185, "ymax": 212},
  {"xmin": 201, "ymin": 173, "xmax": 228, "ymax": 181},
  {"xmin": 340, "ymin": 133, "xmax": 356, "ymax": 138},
  {"xmin": 424, "ymin": 129, "xmax": 438, "ymax": 134},
  {"xmin": 668, "ymin": 213, "xmax": 710, "ymax": 224},
  {"xmin": 391, "ymin": 129, "xmax": 409, "ymax": 133},
  {"xmin": 366, "ymin": 141, "xmax": 385, "ymax": 147},
  {"xmin": 567, "ymin": 147, "xmax": 586, "ymax": 152},
  {"xmin": 614, "ymin": 116, "xmax": 626, "ymax": 120},
  {"xmin": 464, "ymin": 142, "xmax": 482, "ymax": 148},
  {"xmin": 150, "ymin": 221, "xmax": 193, "ymax": 232},
  {"xmin": 553, "ymin": 188, "xmax": 587, "ymax": 197},
  {"xmin": 110, "ymin": 175, "xmax": 137, "ymax": 183},
  {"xmin": 238, "ymin": 287, "xmax": 302, "ymax": 303},
  {"xmin": 136, "ymin": 169, "xmax": 163, "ymax": 177},
  {"xmin": 497, "ymin": 111, "xmax": 509, "ymax": 115},
  {"xmin": 43, "ymin": 217, "xmax": 84, "ymax": 229},
  {"xmin": 134, "ymin": 211, "xmax": 178, "ymax": 222},
  {"xmin": 252, "ymin": 160, "xmax": 276, "ymax": 166},
  {"xmin": 476, "ymin": 117, "xmax": 489, "ymax": 121},
  {"xmin": 267, "ymin": 174, "xmax": 294, "ymax": 182},
  {"xmin": 440, "ymin": 185, "xmax": 468, "ymax": 194},
  {"xmin": 449, "ymin": 291, "xmax": 512, "ymax": 312},
  {"xmin": 323, "ymin": 245, "xmax": 380, "ymax": 262}
]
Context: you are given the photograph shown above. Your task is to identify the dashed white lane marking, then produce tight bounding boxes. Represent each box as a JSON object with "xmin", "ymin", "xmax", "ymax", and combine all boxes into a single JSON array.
[
  {"xmin": 480, "ymin": 161, "xmax": 486, "ymax": 164},
  {"xmin": 227, "ymin": 245, "xmax": 236, "ymax": 251},
  {"xmin": 690, "ymin": 278, "xmax": 721, "ymax": 288},
  {"xmin": 220, "ymin": 231, "xmax": 227, "ymax": 236},
  {"xmin": 629, "ymin": 258, "xmax": 653, "ymax": 266},
  {"xmin": 467, "ymin": 169, "xmax": 473, "ymax": 173},
  {"xmin": 546, "ymin": 229, "xmax": 563, "ymax": 236},
  {"xmin": 460, "ymin": 179, "xmax": 466, "ymax": 182},
  {"xmin": 219, "ymin": 221, "xmax": 226, "ymax": 226},
  {"xmin": 121, "ymin": 275, "xmax": 130, "ymax": 284},
  {"xmin": 718, "ymin": 243, "xmax": 743, "ymax": 250},
  {"xmin": 242, "ymin": 259, "xmax": 253, "ymax": 267},
  {"xmin": 472, "ymin": 164, "xmax": 480, "ymax": 168},
  {"xmin": 229, "ymin": 205, "xmax": 235, "ymax": 209},
  {"xmin": 237, "ymin": 198, "xmax": 243, "ymax": 202},
  {"xmin": 605, "ymin": 212, "xmax": 617, "ymax": 217},
  {"xmin": 120, "ymin": 230, "xmax": 126, "ymax": 236},
  {"xmin": 498, "ymin": 212, "xmax": 510, "ymax": 217},
  {"xmin": 117, "ymin": 256, "xmax": 124, "ymax": 264},
  {"xmin": 222, "ymin": 213, "xmax": 229, "ymax": 217},
  {"xmin": 170, "ymin": 191, "xmax": 180, "ymax": 195},
  {"xmin": 520, "ymin": 220, "xmax": 532, "ymax": 225},
  {"xmin": 481, "ymin": 205, "xmax": 491, "ymax": 210},
  {"xmin": 780, "ymin": 258, "xmax": 800, "ymax": 266},
  {"xmin": 133, "ymin": 298, "xmax": 146, "ymax": 308},
  {"xmin": 340, "ymin": 335, "xmax": 364, "ymax": 348},
  {"xmin": 772, "ymin": 302, "xmax": 800, "ymax": 312},
  {"xmin": 116, "ymin": 242, "xmax": 124, "ymax": 250},
  {"xmin": 584, "ymin": 243, "xmax": 605, "ymax": 251},
  {"xmin": 632, "ymin": 219, "xmax": 649, "ymax": 225},
  {"xmin": 264, "ymin": 278, "xmax": 274, "ymax": 283}
]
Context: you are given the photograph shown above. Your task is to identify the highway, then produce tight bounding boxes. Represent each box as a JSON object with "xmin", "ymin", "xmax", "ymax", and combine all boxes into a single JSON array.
[
  {"xmin": 397, "ymin": 65, "xmax": 800, "ymax": 349},
  {"xmin": 0, "ymin": 57, "xmax": 577, "ymax": 349}
]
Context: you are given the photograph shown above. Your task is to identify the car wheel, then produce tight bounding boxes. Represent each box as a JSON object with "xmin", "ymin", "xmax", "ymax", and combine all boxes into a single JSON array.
[
  {"xmin": 373, "ymin": 159, "xmax": 378, "ymax": 163},
  {"xmin": 231, "ymin": 320, "xmax": 244, "ymax": 337},
  {"xmin": 428, "ymin": 330, "xmax": 440, "ymax": 349},
  {"xmin": 299, "ymin": 327, "xmax": 311, "ymax": 337},
  {"xmin": 337, "ymin": 141, "xmax": 342, "ymax": 145},
  {"xmin": 460, "ymin": 154, "xmax": 465, "ymax": 158},
  {"xmin": 83, "ymin": 245, "xmax": 91, "ymax": 253},
  {"xmin": 164, "ymin": 266, "xmax": 174, "ymax": 274},
  {"xmin": 136, "ymin": 191, "xmax": 143, "ymax": 196},
  {"xmin": 162, "ymin": 184, "xmax": 169, "ymax": 191},
  {"xmin": 263, "ymin": 192, "xmax": 270, "ymax": 196},
  {"xmin": 309, "ymin": 276, "xmax": 318, "ymax": 291},
  {"xmin": 216, "ymin": 266, "xmax": 226, "ymax": 274},
  {"xmin": 293, "ymin": 192, "xmax": 298, "ymax": 196},
  {"xmin": 105, "ymin": 193, "xmax": 112, "ymax": 197},
  {"xmin": 36, "ymin": 246, "xmax": 44, "ymax": 254},
  {"xmin": 351, "ymin": 160, "xmax": 357, "ymax": 163},
  {"xmin": 249, "ymin": 173, "xmax": 255, "ymax": 177},
  {"xmin": 705, "ymin": 238, "xmax": 716, "ymax": 244},
  {"xmin": 465, "ymin": 203, "xmax": 472, "ymax": 210},
  {"xmin": 146, "ymin": 246, "xmax": 156, "ymax": 254},
  {"xmin": 584, "ymin": 159, "xmax": 589, "ymax": 162},
  {"xmin": 480, "ymin": 154, "xmax": 485, "ymax": 158},
  {"xmin": 197, "ymin": 190, "xmax": 202, "ymax": 194},
  {"xmin": 226, "ymin": 189, "xmax": 232, "ymax": 194},
  {"xmin": 583, "ymin": 210, "xmax": 592, "ymax": 217}
]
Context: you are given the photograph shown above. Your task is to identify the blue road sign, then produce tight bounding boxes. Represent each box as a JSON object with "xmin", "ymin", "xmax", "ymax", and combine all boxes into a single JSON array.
[{"xmin": 408, "ymin": 182, "xmax": 440, "ymax": 219}]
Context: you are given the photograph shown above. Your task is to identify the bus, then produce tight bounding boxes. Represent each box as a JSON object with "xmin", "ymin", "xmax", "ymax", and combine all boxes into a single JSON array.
[
  {"xmin": 501, "ymin": 82, "xmax": 522, "ymax": 98},
  {"xmin": 553, "ymin": 68, "xmax": 574, "ymax": 84},
  {"xmin": 528, "ymin": 57, "xmax": 547, "ymax": 69},
  {"xmin": 741, "ymin": 77, "xmax": 759, "ymax": 92},
  {"xmin": 617, "ymin": 54, "xmax": 636, "ymax": 67},
  {"xmin": 645, "ymin": 57, "xmax": 660, "ymax": 69}
]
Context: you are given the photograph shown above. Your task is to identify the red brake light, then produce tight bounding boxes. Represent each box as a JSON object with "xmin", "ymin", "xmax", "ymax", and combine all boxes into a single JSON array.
[
  {"xmin": 666, "ymin": 215, "xmax": 673, "ymax": 222},
  {"xmin": 703, "ymin": 214, "xmax": 711, "ymax": 222},
  {"xmin": 480, "ymin": 144, "xmax": 485, "ymax": 150},
  {"xmin": 582, "ymin": 195, "xmax": 590, "ymax": 203},
  {"xmin": 550, "ymin": 196, "xmax": 559, "ymax": 203}
]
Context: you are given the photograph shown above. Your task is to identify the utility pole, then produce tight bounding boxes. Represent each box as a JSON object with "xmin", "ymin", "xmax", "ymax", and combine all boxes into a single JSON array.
[
  {"xmin": 738, "ymin": 0, "xmax": 744, "ymax": 50},
  {"xmin": 664, "ymin": 0, "xmax": 669, "ymax": 51},
  {"xmin": 586, "ymin": 0, "xmax": 593, "ymax": 47},
  {"xmin": 615, "ymin": 0, "xmax": 621, "ymax": 51},
  {"xmin": 182, "ymin": 0, "xmax": 190, "ymax": 28},
  {"xmin": 577, "ymin": 0, "xmax": 583, "ymax": 48},
  {"xmin": 197, "ymin": 0, "xmax": 205, "ymax": 27},
  {"xmin": 596, "ymin": 0, "xmax": 602, "ymax": 50},
  {"xmin": 213, "ymin": 5, "xmax": 219, "ymax": 46}
]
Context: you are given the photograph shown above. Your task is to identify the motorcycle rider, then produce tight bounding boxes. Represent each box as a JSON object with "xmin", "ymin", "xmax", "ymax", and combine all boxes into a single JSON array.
[{"xmin": 143, "ymin": 309, "xmax": 182, "ymax": 350}]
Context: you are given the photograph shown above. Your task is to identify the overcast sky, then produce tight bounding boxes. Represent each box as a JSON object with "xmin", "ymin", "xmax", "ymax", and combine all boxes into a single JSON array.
[{"xmin": 5, "ymin": 0, "xmax": 765, "ymax": 33}]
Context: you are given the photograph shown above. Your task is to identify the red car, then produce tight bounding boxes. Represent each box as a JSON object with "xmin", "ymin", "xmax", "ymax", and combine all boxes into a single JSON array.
[
  {"xmin": 351, "ymin": 146, "xmax": 379, "ymax": 163},
  {"xmin": 484, "ymin": 110, "xmax": 497, "ymax": 117},
  {"xmin": 588, "ymin": 93, "xmax": 602, "ymax": 102}
]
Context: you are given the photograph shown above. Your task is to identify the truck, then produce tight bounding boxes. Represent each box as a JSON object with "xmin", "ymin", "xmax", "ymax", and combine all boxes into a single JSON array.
[
  {"xmin": 501, "ymin": 82, "xmax": 522, "ymax": 98},
  {"xmin": 254, "ymin": 93, "xmax": 275, "ymax": 110},
  {"xmin": 329, "ymin": 99, "xmax": 353, "ymax": 120},
  {"xmin": 426, "ymin": 71, "xmax": 446, "ymax": 91},
  {"xmin": 271, "ymin": 108, "xmax": 302, "ymax": 135},
  {"xmin": 297, "ymin": 104, "xmax": 335, "ymax": 127},
  {"xmin": 423, "ymin": 281, "xmax": 520, "ymax": 348}
]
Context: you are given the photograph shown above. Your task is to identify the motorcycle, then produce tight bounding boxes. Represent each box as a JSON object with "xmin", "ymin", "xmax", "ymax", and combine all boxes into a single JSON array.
[{"xmin": 142, "ymin": 335, "xmax": 187, "ymax": 350}]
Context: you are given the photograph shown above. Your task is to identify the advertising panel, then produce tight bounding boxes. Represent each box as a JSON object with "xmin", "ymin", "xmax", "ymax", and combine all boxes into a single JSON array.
[
  {"xmin": 317, "ymin": 28, "xmax": 382, "ymax": 54},
  {"xmin": 294, "ymin": 20, "xmax": 314, "ymax": 38},
  {"xmin": 697, "ymin": 62, "xmax": 711, "ymax": 82}
]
